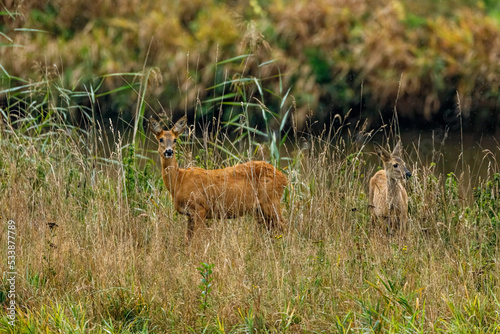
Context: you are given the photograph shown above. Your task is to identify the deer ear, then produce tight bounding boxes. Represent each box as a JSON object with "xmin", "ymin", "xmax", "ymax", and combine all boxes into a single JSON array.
[
  {"xmin": 392, "ymin": 141, "xmax": 402, "ymax": 156},
  {"xmin": 149, "ymin": 118, "xmax": 163, "ymax": 136},
  {"xmin": 374, "ymin": 143, "xmax": 391, "ymax": 162},
  {"xmin": 172, "ymin": 116, "xmax": 187, "ymax": 136}
]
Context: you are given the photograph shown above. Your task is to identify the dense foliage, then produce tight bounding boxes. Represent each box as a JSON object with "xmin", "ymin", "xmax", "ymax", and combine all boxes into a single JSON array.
[{"xmin": 2, "ymin": 0, "xmax": 500, "ymax": 131}]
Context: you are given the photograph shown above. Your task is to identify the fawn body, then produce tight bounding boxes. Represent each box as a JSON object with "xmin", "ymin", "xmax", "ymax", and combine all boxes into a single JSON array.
[
  {"xmin": 369, "ymin": 142, "xmax": 411, "ymax": 232},
  {"xmin": 150, "ymin": 116, "xmax": 287, "ymax": 240}
]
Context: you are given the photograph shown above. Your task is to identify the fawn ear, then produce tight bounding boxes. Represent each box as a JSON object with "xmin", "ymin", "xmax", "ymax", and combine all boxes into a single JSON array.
[
  {"xmin": 374, "ymin": 143, "xmax": 391, "ymax": 162},
  {"xmin": 149, "ymin": 118, "xmax": 163, "ymax": 137},
  {"xmin": 392, "ymin": 141, "xmax": 402, "ymax": 157},
  {"xmin": 172, "ymin": 116, "xmax": 187, "ymax": 136}
]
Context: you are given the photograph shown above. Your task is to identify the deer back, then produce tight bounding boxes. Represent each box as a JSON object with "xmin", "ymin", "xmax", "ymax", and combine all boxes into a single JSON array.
[{"xmin": 173, "ymin": 161, "xmax": 286, "ymax": 218}]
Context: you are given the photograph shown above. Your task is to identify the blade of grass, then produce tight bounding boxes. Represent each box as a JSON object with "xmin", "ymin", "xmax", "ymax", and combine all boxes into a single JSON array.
[{"xmin": 216, "ymin": 54, "xmax": 253, "ymax": 65}]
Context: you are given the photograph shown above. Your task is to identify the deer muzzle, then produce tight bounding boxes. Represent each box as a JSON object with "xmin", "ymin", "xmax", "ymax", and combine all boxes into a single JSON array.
[
  {"xmin": 404, "ymin": 167, "xmax": 412, "ymax": 179},
  {"xmin": 164, "ymin": 149, "xmax": 174, "ymax": 158}
]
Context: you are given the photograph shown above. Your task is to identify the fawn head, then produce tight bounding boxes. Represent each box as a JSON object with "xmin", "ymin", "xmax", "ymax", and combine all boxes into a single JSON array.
[
  {"xmin": 150, "ymin": 116, "xmax": 187, "ymax": 159},
  {"xmin": 375, "ymin": 142, "xmax": 412, "ymax": 181}
]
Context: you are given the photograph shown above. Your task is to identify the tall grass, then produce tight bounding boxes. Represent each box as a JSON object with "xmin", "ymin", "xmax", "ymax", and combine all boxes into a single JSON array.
[{"xmin": 1, "ymin": 61, "xmax": 500, "ymax": 334}]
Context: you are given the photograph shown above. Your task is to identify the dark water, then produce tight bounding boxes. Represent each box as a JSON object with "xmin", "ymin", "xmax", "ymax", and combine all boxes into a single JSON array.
[{"xmin": 400, "ymin": 131, "xmax": 499, "ymax": 180}]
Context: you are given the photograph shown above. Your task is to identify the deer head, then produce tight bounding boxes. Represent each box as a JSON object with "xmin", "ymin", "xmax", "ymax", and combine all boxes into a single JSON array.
[
  {"xmin": 150, "ymin": 116, "xmax": 187, "ymax": 159},
  {"xmin": 375, "ymin": 142, "xmax": 412, "ymax": 181}
]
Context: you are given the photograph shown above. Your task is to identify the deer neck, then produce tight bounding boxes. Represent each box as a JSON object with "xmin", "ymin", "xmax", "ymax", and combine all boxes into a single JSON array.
[
  {"xmin": 160, "ymin": 155, "xmax": 180, "ymax": 196},
  {"xmin": 386, "ymin": 176, "xmax": 403, "ymax": 207}
]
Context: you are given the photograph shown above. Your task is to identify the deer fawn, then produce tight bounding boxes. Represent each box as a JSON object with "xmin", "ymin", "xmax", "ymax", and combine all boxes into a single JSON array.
[
  {"xmin": 150, "ymin": 116, "xmax": 287, "ymax": 240},
  {"xmin": 369, "ymin": 142, "xmax": 411, "ymax": 232}
]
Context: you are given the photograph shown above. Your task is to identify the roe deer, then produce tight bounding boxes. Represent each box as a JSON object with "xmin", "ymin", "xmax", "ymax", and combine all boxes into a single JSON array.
[
  {"xmin": 150, "ymin": 116, "xmax": 287, "ymax": 240},
  {"xmin": 369, "ymin": 142, "xmax": 412, "ymax": 232}
]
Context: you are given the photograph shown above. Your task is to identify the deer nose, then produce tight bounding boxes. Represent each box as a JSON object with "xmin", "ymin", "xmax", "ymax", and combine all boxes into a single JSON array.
[
  {"xmin": 405, "ymin": 170, "xmax": 412, "ymax": 179},
  {"xmin": 164, "ymin": 149, "xmax": 174, "ymax": 158}
]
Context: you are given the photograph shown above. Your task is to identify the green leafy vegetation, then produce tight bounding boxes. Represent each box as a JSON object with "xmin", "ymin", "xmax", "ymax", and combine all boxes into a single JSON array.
[
  {"xmin": 2, "ymin": 0, "xmax": 500, "ymax": 129},
  {"xmin": 197, "ymin": 262, "xmax": 215, "ymax": 330}
]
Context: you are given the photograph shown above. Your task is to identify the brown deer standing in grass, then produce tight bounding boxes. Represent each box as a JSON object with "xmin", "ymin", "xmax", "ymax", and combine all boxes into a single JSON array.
[
  {"xmin": 150, "ymin": 116, "xmax": 287, "ymax": 240},
  {"xmin": 369, "ymin": 142, "xmax": 412, "ymax": 233}
]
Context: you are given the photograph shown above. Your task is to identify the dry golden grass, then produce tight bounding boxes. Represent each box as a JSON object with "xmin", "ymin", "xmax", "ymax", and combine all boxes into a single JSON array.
[{"xmin": 1, "ymin": 117, "xmax": 499, "ymax": 332}]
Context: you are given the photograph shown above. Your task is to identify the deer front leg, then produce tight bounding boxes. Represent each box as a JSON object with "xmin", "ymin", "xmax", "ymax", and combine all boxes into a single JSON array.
[
  {"xmin": 185, "ymin": 207, "xmax": 207, "ymax": 241},
  {"xmin": 186, "ymin": 216, "xmax": 195, "ymax": 241}
]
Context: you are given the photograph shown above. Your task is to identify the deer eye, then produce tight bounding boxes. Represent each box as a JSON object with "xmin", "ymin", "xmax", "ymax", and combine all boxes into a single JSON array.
[
  {"xmin": 173, "ymin": 138, "xmax": 177, "ymax": 143},
  {"xmin": 159, "ymin": 138, "xmax": 164, "ymax": 143},
  {"xmin": 393, "ymin": 163, "xmax": 399, "ymax": 168}
]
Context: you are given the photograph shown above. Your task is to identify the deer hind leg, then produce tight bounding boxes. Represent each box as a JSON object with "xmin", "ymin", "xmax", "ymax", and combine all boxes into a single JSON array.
[
  {"xmin": 259, "ymin": 200, "xmax": 286, "ymax": 231},
  {"xmin": 255, "ymin": 181, "xmax": 287, "ymax": 231}
]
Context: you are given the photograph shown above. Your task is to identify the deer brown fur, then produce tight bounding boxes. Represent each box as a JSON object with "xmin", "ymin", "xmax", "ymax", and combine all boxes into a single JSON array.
[
  {"xmin": 369, "ymin": 142, "xmax": 411, "ymax": 232},
  {"xmin": 150, "ymin": 116, "xmax": 287, "ymax": 240}
]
